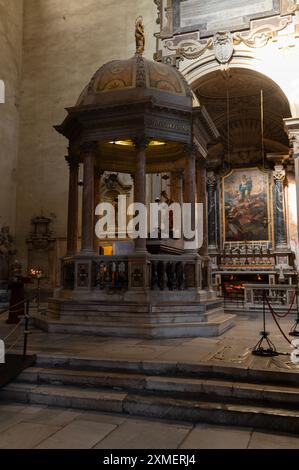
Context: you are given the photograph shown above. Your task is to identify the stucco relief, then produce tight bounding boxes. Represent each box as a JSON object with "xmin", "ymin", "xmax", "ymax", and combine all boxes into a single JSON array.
[{"xmin": 156, "ymin": 0, "xmax": 296, "ymax": 65}]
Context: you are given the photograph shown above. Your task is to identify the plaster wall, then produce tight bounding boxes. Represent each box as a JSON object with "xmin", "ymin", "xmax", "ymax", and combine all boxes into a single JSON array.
[
  {"xmin": 0, "ymin": 0, "xmax": 23, "ymax": 232},
  {"xmin": 16, "ymin": 0, "xmax": 157, "ymax": 266}
]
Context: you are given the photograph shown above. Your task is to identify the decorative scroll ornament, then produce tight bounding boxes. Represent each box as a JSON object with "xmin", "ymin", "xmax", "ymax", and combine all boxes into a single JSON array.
[
  {"xmin": 165, "ymin": 38, "xmax": 213, "ymax": 60},
  {"xmin": 234, "ymin": 17, "xmax": 292, "ymax": 48},
  {"xmin": 159, "ymin": 15, "xmax": 293, "ymax": 66},
  {"xmin": 135, "ymin": 16, "xmax": 145, "ymax": 55},
  {"xmin": 213, "ymin": 32, "xmax": 234, "ymax": 64}
]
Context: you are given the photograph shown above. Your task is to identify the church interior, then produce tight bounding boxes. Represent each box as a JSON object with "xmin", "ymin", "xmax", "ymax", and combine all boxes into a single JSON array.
[{"xmin": 1, "ymin": 0, "xmax": 299, "ymax": 451}]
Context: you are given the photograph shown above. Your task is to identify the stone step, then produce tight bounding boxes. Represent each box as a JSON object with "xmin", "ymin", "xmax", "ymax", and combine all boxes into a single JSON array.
[
  {"xmin": 34, "ymin": 313, "xmax": 235, "ymax": 338},
  {"xmin": 15, "ymin": 367, "xmax": 299, "ymax": 408},
  {"xmin": 57, "ymin": 312, "xmax": 210, "ymax": 324},
  {"xmin": 34, "ymin": 355, "xmax": 299, "ymax": 387},
  {"xmin": 2, "ymin": 382, "xmax": 299, "ymax": 433}
]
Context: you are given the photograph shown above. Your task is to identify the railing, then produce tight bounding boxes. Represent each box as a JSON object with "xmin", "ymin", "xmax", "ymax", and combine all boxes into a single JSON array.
[
  {"xmin": 149, "ymin": 256, "xmax": 199, "ymax": 291},
  {"xmin": 0, "ymin": 299, "xmax": 31, "ymax": 361},
  {"xmin": 223, "ymin": 286, "xmax": 245, "ymax": 307},
  {"xmin": 150, "ymin": 260, "xmax": 186, "ymax": 291},
  {"xmin": 92, "ymin": 258, "xmax": 129, "ymax": 291},
  {"xmin": 62, "ymin": 260, "xmax": 75, "ymax": 290},
  {"xmin": 62, "ymin": 253, "xmax": 201, "ymax": 293},
  {"xmin": 244, "ymin": 284, "xmax": 297, "ymax": 309}
]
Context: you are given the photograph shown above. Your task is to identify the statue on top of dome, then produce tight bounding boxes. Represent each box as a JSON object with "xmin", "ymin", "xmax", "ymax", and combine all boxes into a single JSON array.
[{"xmin": 135, "ymin": 16, "xmax": 145, "ymax": 55}]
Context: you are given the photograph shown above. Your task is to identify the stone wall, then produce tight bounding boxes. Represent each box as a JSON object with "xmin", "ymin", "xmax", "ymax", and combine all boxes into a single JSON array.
[
  {"xmin": 15, "ymin": 0, "xmax": 157, "ymax": 267},
  {"xmin": 0, "ymin": 0, "xmax": 23, "ymax": 232}
]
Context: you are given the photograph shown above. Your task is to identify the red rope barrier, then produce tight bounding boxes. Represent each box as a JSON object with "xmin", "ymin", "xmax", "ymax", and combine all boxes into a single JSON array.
[
  {"xmin": 265, "ymin": 292, "xmax": 296, "ymax": 318},
  {"xmin": 270, "ymin": 309, "xmax": 292, "ymax": 345},
  {"xmin": 264, "ymin": 294, "xmax": 293, "ymax": 345}
]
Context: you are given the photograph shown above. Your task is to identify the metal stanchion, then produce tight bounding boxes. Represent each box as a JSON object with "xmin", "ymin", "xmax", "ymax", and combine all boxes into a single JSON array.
[
  {"xmin": 289, "ymin": 282, "xmax": 299, "ymax": 338},
  {"xmin": 252, "ymin": 289, "xmax": 279, "ymax": 357},
  {"xmin": 23, "ymin": 300, "xmax": 30, "ymax": 361}
]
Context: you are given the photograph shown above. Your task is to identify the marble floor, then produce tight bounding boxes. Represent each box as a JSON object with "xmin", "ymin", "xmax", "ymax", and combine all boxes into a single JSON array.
[
  {"xmin": 0, "ymin": 313, "xmax": 298, "ymax": 373},
  {"xmin": 0, "ymin": 401, "xmax": 298, "ymax": 449},
  {"xmin": 0, "ymin": 312, "xmax": 299, "ymax": 449}
]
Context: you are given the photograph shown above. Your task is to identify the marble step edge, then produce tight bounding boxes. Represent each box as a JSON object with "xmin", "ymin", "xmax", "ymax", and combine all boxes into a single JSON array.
[
  {"xmin": 1, "ymin": 383, "xmax": 299, "ymax": 433},
  {"xmin": 34, "ymin": 313, "xmax": 235, "ymax": 328},
  {"xmin": 34, "ymin": 355, "xmax": 299, "ymax": 386},
  {"xmin": 49, "ymin": 299, "xmax": 222, "ymax": 307},
  {"xmin": 15, "ymin": 367, "xmax": 299, "ymax": 407},
  {"xmin": 47, "ymin": 311, "xmax": 226, "ymax": 325},
  {"xmin": 50, "ymin": 307, "xmax": 225, "ymax": 318}
]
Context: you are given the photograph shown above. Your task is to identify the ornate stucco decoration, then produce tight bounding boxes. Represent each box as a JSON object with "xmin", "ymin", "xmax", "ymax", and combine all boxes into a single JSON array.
[
  {"xmin": 213, "ymin": 32, "xmax": 234, "ymax": 64},
  {"xmin": 161, "ymin": 14, "xmax": 293, "ymax": 65},
  {"xmin": 135, "ymin": 16, "xmax": 145, "ymax": 55},
  {"xmin": 155, "ymin": 0, "xmax": 296, "ymax": 66}
]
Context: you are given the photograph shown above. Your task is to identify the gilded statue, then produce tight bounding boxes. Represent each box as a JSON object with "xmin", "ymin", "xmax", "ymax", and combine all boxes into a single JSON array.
[{"xmin": 135, "ymin": 16, "xmax": 145, "ymax": 55}]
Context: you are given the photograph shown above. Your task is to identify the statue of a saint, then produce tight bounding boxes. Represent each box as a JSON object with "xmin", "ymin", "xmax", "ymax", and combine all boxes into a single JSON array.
[{"xmin": 135, "ymin": 16, "xmax": 145, "ymax": 55}]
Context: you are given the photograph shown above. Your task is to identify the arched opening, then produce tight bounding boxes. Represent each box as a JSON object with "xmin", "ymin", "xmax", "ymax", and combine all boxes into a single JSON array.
[
  {"xmin": 192, "ymin": 68, "xmax": 291, "ymax": 168},
  {"xmin": 190, "ymin": 67, "xmax": 297, "ymax": 303}
]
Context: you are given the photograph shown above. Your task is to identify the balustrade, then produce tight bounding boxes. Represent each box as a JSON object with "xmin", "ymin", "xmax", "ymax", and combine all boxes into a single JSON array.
[
  {"xmin": 92, "ymin": 258, "xmax": 129, "ymax": 291},
  {"xmin": 244, "ymin": 284, "xmax": 297, "ymax": 308},
  {"xmin": 62, "ymin": 260, "xmax": 75, "ymax": 290},
  {"xmin": 62, "ymin": 255, "xmax": 199, "ymax": 293}
]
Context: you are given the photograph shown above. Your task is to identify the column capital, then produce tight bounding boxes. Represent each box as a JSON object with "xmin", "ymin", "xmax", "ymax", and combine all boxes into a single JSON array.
[
  {"xmin": 273, "ymin": 164, "xmax": 286, "ymax": 182},
  {"xmin": 94, "ymin": 168, "xmax": 104, "ymax": 179},
  {"xmin": 80, "ymin": 141, "xmax": 98, "ymax": 155},
  {"xmin": 183, "ymin": 143, "xmax": 197, "ymax": 156},
  {"xmin": 196, "ymin": 158, "xmax": 207, "ymax": 171},
  {"xmin": 65, "ymin": 155, "xmax": 79, "ymax": 168},
  {"xmin": 171, "ymin": 170, "xmax": 184, "ymax": 180},
  {"xmin": 284, "ymin": 117, "xmax": 299, "ymax": 159},
  {"xmin": 133, "ymin": 136, "xmax": 150, "ymax": 150},
  {"xmin": 207, "ymin": 171, "xmax": 217, "ymax": 188}
]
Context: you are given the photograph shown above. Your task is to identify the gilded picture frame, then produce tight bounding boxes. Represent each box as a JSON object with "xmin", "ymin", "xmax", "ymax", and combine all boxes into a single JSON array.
[{"xmin": 222, "ymin": 167, "xmax": 272, "ymax": 243}]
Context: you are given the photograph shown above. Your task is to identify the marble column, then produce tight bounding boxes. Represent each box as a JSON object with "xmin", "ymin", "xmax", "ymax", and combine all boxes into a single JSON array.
[
  {"xmin": 207, "ymin": 172, "xmax": 217, "ymax": 250},
  {"xmin": 133, "ymin": 137, "xmax": 148, "ymax": 253},
  {"xmin": 65, "ymin": 155, "xmax": 79, "ymax": 256},
  {"xmin": 196, "ymin": 159, "xmax": 208, "ymax": 257},
  {"xmin": 183, "ymin": 144, "xmax": 197, "ymax": 253},
  {"xmin": 284, "ymin": 118, "xmax": 299, "ymax": 241},
  {"xmin": 273, "ymin": 164, "xmax": 287, "ymax": 248},
  {"xmin": 81, "ymin": 142, "xmax": 97, "ymax": 254},
  {"xmin": 94, "ymin": 168, "xmax": 102, "ymax": 254},
  {"xmin": 170, "ymin": 171, "xmax": 183, "ymax": 205}
]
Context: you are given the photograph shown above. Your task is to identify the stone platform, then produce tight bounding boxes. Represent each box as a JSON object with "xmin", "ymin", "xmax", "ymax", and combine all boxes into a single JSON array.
[{"xmin": 33, "ymin": 298, "xmax": 235, "ymax": 338}]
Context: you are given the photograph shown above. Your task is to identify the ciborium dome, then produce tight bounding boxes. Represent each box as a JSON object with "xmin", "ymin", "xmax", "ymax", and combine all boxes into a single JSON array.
[
  {"xmin": 55, "ymin": 16, "xmax": 218, "ymax": 173},
  {"xmin": 76, "ymin": 54, "xmax": 192, "ymax": 108}
]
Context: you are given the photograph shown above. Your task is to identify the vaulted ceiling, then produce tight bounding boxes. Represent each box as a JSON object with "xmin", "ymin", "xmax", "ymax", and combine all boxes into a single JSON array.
[{"xmin": 193, "ymin": 68, "xmax": 291, "ymax": 168}]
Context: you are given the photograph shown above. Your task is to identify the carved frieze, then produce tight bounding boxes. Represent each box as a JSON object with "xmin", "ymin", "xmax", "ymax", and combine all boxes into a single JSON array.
[{"xmin": 156, "ymin": 0, "xmax": 296, "ymax": 65}]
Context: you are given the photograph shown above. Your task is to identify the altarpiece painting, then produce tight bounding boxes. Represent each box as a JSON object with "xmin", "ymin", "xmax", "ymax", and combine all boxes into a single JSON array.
[{"xmin": 222, "ymin": 168, "xmax": 271, "ymax": 242}]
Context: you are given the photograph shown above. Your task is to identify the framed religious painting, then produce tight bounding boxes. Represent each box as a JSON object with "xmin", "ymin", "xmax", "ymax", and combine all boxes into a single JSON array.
[{"xmin": 222, "ymin": 168, "xmax": 272, "ymax": 243}]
